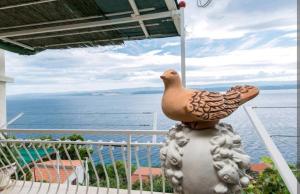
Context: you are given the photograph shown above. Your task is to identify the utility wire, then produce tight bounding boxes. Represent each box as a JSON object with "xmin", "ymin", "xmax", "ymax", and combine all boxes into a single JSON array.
[{"xmin": 197, "ymin": 0, "xmax": 213, "ymax": 8}]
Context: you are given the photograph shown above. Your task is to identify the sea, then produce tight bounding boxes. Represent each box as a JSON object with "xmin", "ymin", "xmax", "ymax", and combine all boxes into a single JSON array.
[{"xmin": 7, "ymin": 89, "xmax": 297, "ymax": 165}]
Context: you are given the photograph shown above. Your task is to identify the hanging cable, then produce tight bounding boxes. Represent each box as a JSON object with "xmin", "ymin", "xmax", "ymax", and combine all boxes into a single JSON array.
[{"xmin": 197, "ymin": 0, "xmax": 213, "ymax": 8}]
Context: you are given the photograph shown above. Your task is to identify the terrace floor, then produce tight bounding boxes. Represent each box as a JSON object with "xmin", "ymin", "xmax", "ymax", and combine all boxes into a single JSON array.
[{"xmin": 4, "ymin": 181, "xmax": 168, "ymax": 194}]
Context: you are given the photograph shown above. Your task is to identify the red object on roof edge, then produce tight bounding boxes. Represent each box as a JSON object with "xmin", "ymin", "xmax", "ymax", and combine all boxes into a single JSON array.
[{"xmin": 179, "ymin": 1, "xmax": 186, "ymax": 8}]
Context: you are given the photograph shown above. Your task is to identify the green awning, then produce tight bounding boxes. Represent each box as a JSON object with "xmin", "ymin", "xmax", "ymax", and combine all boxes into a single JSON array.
[
  {"xmin": 0, "ymin": 0, "xmax": 180, "ymax": 55},
  {"xmin": 18, "ymin": 148, "xmax": 55, "ymax": 166}
]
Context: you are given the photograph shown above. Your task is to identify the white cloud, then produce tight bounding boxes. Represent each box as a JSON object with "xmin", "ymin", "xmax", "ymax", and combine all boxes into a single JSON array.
[
  {"xmin": 5, "ymin": 44, "xmax": 296, "ymax": 95},
  {"xmin": 185, "ymin": 0, "xmax": 297, "ymax": 39},
  {"xmin": 161, "ymin": 42, "xmax": 180, "ymax": 48}
]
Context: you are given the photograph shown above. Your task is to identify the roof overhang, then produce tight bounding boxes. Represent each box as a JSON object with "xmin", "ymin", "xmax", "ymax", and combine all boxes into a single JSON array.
[{"xmin": 0, "ymin": 0, "xmax": 180, "ymax": 55}]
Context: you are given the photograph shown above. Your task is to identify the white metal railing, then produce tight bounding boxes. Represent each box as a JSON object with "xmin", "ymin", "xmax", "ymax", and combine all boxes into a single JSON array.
[
  {"xmin": 0, "ymin": 129, "xmax": 169, "ymax": 194},
  {"xmin": 244, "ymin": 106, "xmax": 299, "ymax": 194},
  {"xmin": 1, "ymin": 107, "xmax": 298, "ymax": 194}
]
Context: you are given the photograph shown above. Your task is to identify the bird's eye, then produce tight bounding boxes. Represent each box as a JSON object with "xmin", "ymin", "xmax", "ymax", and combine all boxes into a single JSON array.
[{"xmin": 171, "ymin": 71, "xmax": 177, "ymax": 75}]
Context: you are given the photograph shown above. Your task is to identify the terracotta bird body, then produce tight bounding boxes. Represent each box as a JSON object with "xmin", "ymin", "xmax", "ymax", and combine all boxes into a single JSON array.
[{"xmin": 160, "ymin": 70, "xmax": 259, "ymax": 129}]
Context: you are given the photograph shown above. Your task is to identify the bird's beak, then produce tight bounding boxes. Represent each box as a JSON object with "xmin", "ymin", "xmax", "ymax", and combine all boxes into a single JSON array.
[{"xmin": 160, "ymin": 75, "xmax": 166, "ymax": 79}]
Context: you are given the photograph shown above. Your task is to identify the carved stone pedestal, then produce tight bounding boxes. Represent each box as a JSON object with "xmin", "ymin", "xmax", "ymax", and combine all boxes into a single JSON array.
[{"xmin": 160, "ymin": 123, "xmax": 251, "ymax": 194}]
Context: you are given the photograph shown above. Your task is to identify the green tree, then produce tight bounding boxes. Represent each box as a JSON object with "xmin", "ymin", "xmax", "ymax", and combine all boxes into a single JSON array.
[{"xmin": 59, "ymin": 134, "xmax": 92, "ymax": 160}]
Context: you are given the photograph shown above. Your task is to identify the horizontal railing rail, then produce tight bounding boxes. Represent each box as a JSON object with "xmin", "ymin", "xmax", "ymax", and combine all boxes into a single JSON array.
[{"xmin": 0, "ymin": 129, "xmax": 168, "ymax": 135}]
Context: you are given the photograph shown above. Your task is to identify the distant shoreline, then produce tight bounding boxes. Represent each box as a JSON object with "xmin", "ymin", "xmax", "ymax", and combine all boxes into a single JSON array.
[{"xmin": 7, "ymin": 83, "xmax": 297, "ymax": 98}]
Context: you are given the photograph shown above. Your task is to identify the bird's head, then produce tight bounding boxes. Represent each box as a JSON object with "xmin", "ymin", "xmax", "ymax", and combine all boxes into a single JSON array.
[{"xmin": 160, "ymin": 69, "xmax": 182, "ymax": 88}]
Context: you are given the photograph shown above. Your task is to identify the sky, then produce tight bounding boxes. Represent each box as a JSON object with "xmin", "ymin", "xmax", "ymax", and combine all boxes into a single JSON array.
[{"xmin": 5, "ymin": 0, "xmax": 297, "ymax": 95}]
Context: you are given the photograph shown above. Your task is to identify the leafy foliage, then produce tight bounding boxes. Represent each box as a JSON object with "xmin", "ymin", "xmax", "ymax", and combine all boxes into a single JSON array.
[
  {"xmin": 243, "ymin": 156, "xmax": 300, "ymax": 194},
  {"xmin": 59, "ymin": 134, "xmax": 92, "ymax": 160}
]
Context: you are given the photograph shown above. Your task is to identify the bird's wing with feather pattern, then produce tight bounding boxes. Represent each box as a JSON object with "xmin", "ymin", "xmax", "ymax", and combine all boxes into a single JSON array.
[{"xmin": 186, "ymin": 90, "xmax": 241, "ymax": 121}]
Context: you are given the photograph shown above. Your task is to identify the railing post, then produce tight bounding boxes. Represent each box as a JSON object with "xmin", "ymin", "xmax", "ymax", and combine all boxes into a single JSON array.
[
  {"xmin": 127, "ymin": 134, "xmax": 132, "ymax": 194},
  {"xmin": 152, "ymin": 112, "xmax": 158, "ymax": 143}
]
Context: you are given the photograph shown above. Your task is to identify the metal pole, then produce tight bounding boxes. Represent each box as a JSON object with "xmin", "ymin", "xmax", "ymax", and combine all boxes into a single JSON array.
[
  {"xmin": 179, "ymin": 1, "xmax": 186, "ymax": 87},
  {"xmin": 127, "ymin": 134, "xmax": 132, "ymax": 194},
  {"xmin": 244, "ymin": 106, "xmax": 298, "ymax": 194}
]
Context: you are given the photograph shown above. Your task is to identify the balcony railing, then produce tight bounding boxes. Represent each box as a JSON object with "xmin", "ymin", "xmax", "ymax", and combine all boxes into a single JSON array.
[{"xmin": 0, "ymin": 129, "xmax": 169, "ymax": 194}]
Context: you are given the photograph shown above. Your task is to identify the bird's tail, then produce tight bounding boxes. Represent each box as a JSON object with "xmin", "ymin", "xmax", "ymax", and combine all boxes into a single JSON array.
[{"xmin": 227, "ymin": 85, "xmax": 259, "ymax": 105}]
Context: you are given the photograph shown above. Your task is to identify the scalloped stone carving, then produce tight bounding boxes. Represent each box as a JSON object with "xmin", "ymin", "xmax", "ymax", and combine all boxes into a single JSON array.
[
  {"xmin": 160, "ymin": 123, "xmax": 190, "ymax": 194},
  {"xmin": 211, "ymin": 123, "xmax": 251, "ymax": 194},
  {"xmin": 161, "ymin": 122, "xmax": 250, "ymax": 194}
]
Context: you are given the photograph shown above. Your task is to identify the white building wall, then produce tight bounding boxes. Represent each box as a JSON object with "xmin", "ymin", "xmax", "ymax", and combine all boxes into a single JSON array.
[{"xmin": 0, "ymin": 50, "xmax": 6, "ymax": 128}]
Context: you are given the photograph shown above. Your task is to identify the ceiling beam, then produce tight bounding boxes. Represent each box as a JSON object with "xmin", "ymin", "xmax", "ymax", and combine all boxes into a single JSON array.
[
  {"xmin": 15, "ymin": 24, "xmax": 159, "ymax": 41},
  {"xmin": 36, "ymin": 33, "xmax": 176, "ymax": 49},
  {"xmin": 0, "ymin": 8, "xmax": 155, "ymax": 31},
  {"xmin": 0, "ymin": 10, "xmax": 179, "ymax": 38},
  {"xmin": 128, "ymin": 0, "xmax": 149, "ymax": 38},
  {"xmin": 1, "ymin": 38, "xmax": 34, "ymax": 51},
  {"xmin": 164, "ymin": 0, "xmax": 181, "ymax": 35},
  {"xmin": 0, "ymin": 0, "xmax": 58, "ymax": 10}
]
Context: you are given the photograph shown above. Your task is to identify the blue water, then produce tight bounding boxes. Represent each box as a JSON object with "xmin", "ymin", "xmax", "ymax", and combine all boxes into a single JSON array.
[{"xmin": 7, "ymin": 89, "xmax": 297, "ymax": 164}]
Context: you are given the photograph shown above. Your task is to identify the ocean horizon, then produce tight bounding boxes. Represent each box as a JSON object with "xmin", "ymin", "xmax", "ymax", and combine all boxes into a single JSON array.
[{"xmin": 7, "ymin": 89, "xmax": 297, "ymax": 164}]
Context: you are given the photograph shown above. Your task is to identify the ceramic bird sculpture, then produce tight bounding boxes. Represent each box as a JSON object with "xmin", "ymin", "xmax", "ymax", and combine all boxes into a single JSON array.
[{"xmin": 160, "ymin": 69, "xmax": 259, "ymax": 130}]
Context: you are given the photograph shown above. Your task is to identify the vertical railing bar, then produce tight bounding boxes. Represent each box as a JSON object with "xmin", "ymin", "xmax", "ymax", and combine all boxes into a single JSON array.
[
  {"xmin": 244, "ymin": 106, "xmax": 298, "ymax": 194},
  {"xmin": 85, "ymin": 157, "xmax": 89, "ymax": 193},
  {"xmin": 134, "ymin": 145, "xmax": 143, "ymax": 194},
  {"xmin": 121, "ymin": 145, "xmax": 129, "ymax": 182},
  {"xmin": 12, "ymin": 143, "xmax": 34, "ymax": 193},
  {"xmin": 160, "ymin": 145, "xmax": 166, "ymax": 194},
  {"xmin": 22, "ymin": 143, "xmax": 43, "ymax": 193},
  {"xmin": 54, "ymin": 144, "xmax": 70, "ymax": 193},
  {"xmin": 109, "ymin": 145, "xmax": 120, "ymax": 194},
  {"xmin": 0, "ymin": 157, "xmax": 7, "ymax": 189},
  {"xmin": 127, "ymin": 135, "xmax": 132, "ymax": 194},
  {"xmin": 51, "ymin": 144, "xmax": 72, "ymax": 194},
  {"xmin": 41, "ymin": 143, "xmax": 59, "ymax": 193},
  {"xmin": 4, "ymin": 143, "xmax": 26, "ymax": 191},
  {"xmin": 0, "ymin": 144, "xmax": 18, "ymax": 180},
  {"xmin": 0, "ymin": 144, "xmax": 17, "ymax": 191},
  {"xmin": 63, "ymin": 144, "xmax": 79, "ymax": 194},
  {"xmin": 147, "ymin": 145, "xmax": 153, "ymax": 194},
  {"xmin": 96, "ymin": 145, "xmax": 110, "ymax": 194},
  {"xmin": 74, "ymin": 144, "xmax": 89, "ymax": 194},
  {"xmin": 32, "ymin": 143, "xmax": 51, "ymax": 194},
  {"xmin": 86, "ymin": 145, "xmax": 100, "ymax": 194}
]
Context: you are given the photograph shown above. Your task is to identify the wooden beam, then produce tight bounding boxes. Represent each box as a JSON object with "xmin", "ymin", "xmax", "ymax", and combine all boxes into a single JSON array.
[
  {"xmin": 128, "ymin": 0, "xmax": 150, "ymax": 38},
  {"xmin": 0, "ymin": 0, "xmax": 58, "ymax": 10},
  {"xmin": 14, "ymin": 24, "xmax": 159, "ymax": 41},
  {"xmin": 0, "ymin": 11, "xmax": 178, "ymax": 38},
  {"xmin": 164, "ymin": 0, "xmax": 181, "ymax": 35},
  {"xmin": 1, "ymin": 38, "xmax": 34, "ymax": 50},
  {"xmin": 0, "ymin": 8, "xmax": 155, "ymax": 31},
  {"xmin": 36, "ymin": 33, "xmax": 176, "ymax": 48}
]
